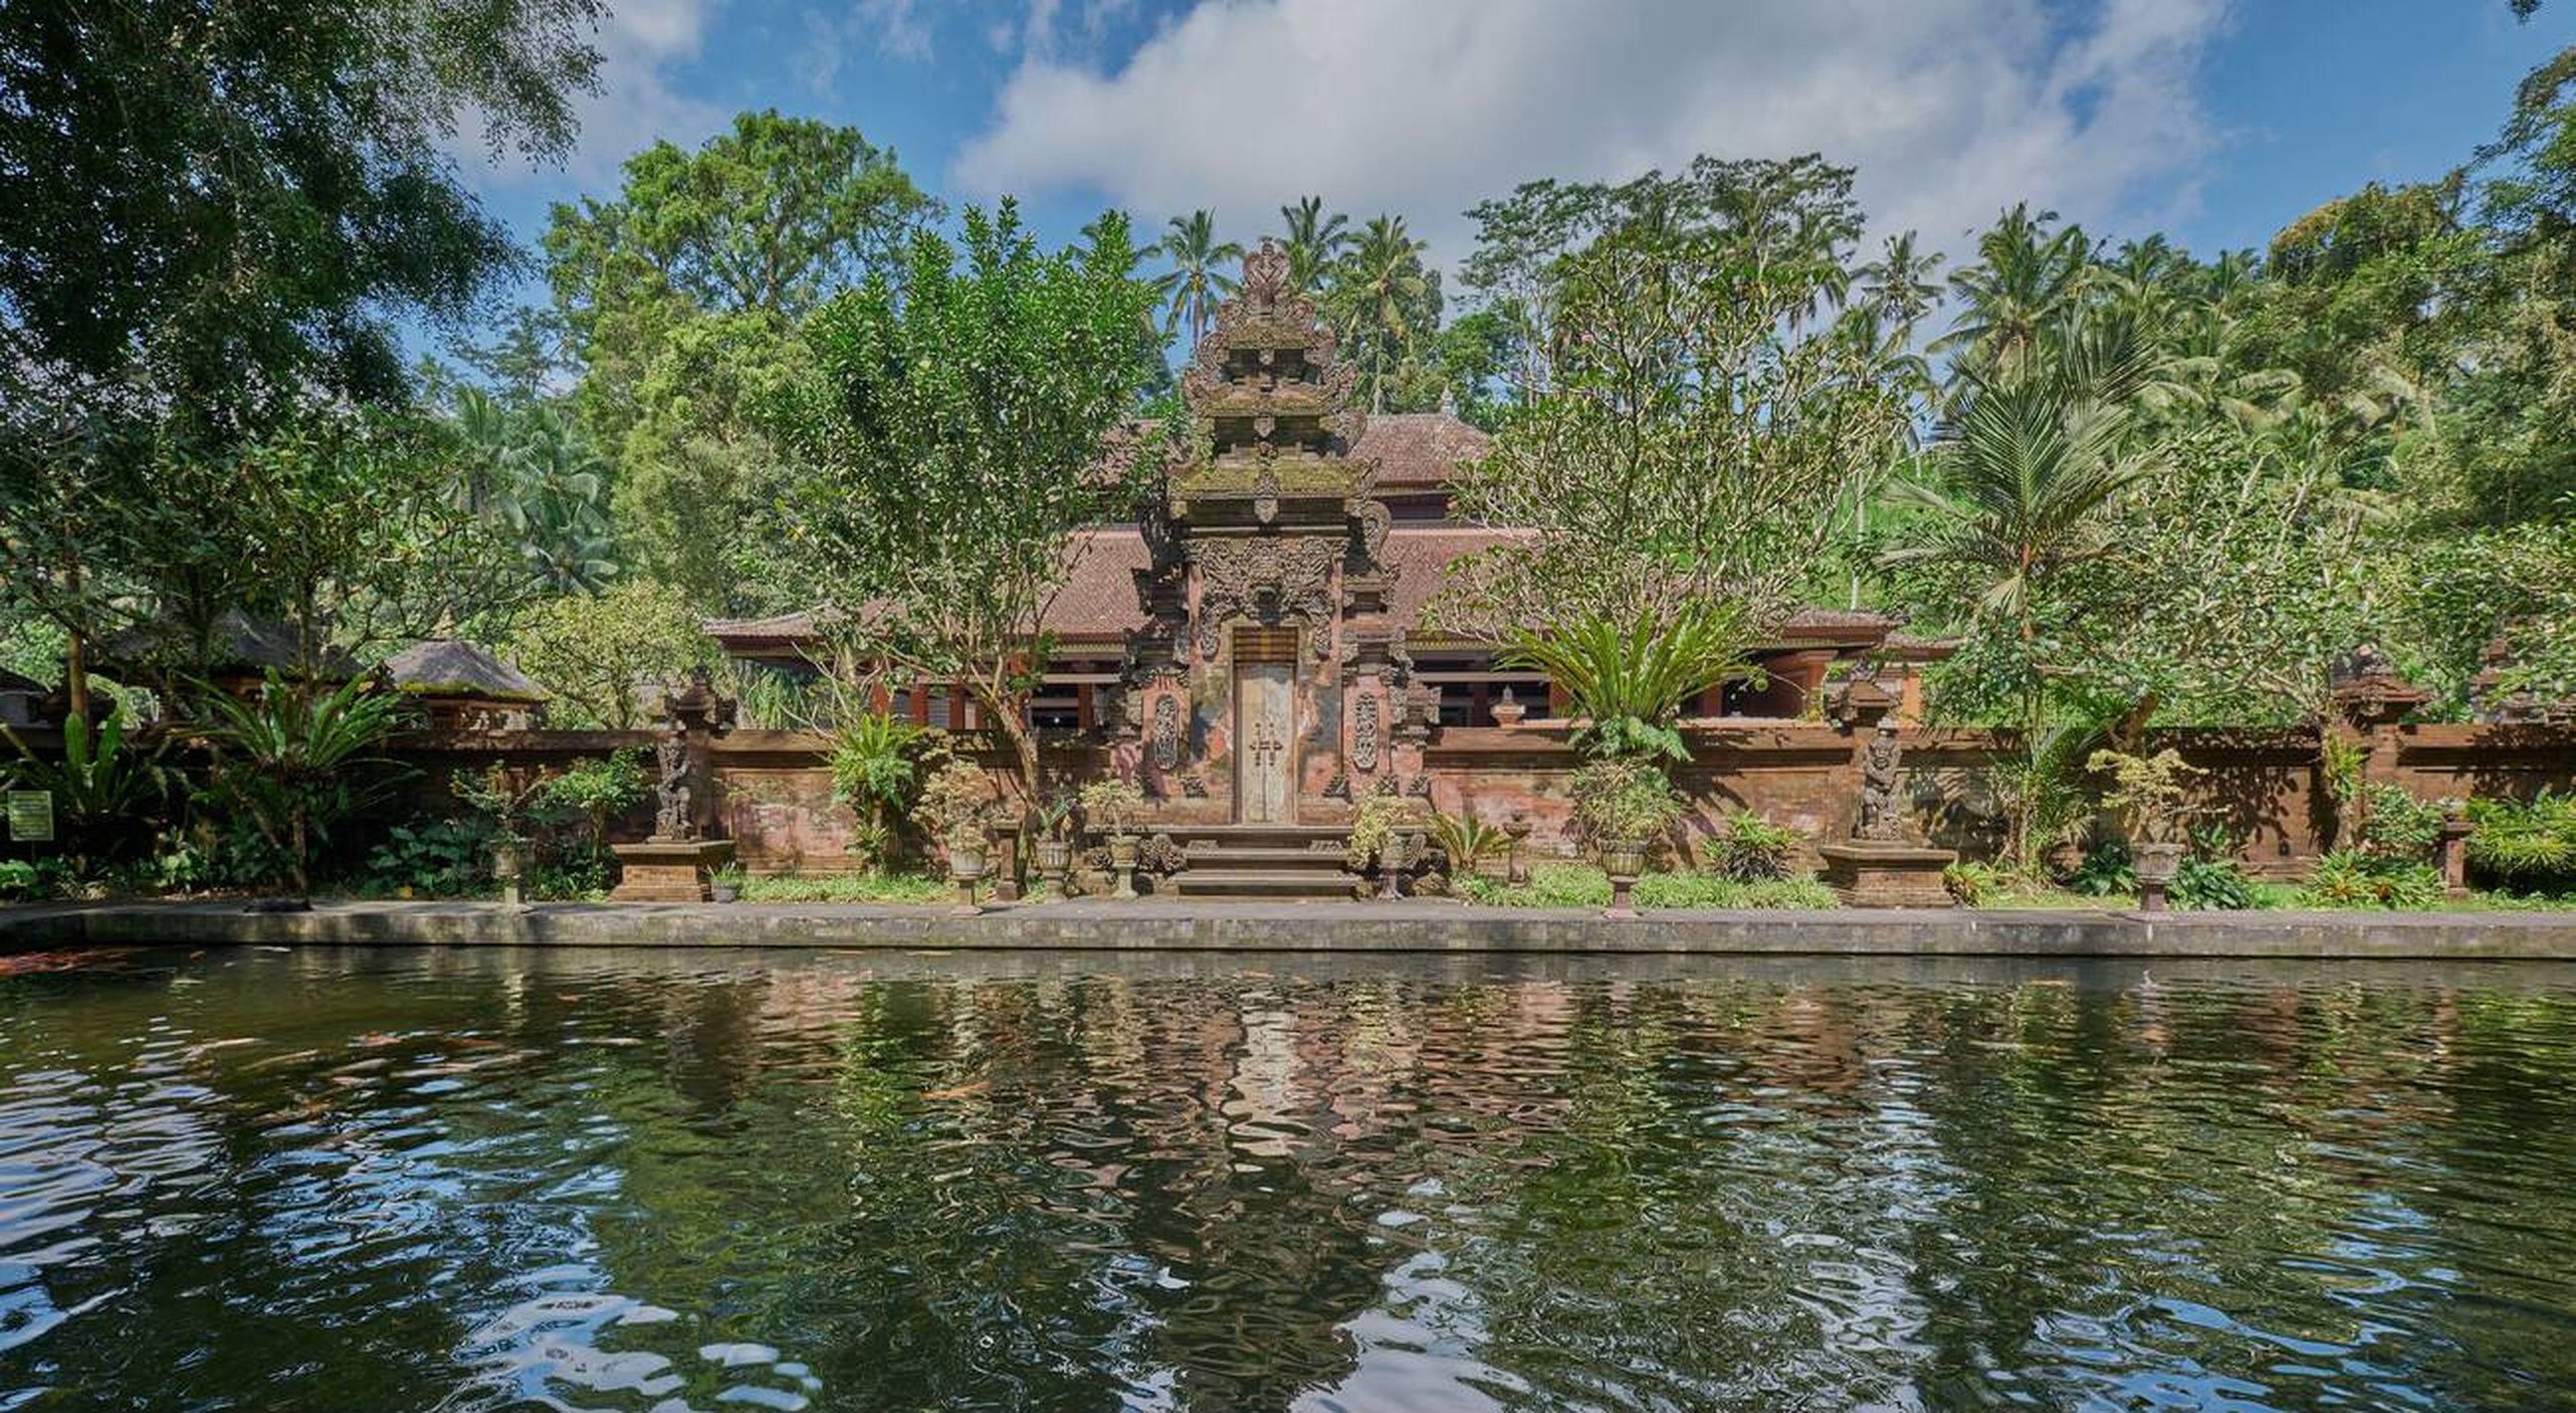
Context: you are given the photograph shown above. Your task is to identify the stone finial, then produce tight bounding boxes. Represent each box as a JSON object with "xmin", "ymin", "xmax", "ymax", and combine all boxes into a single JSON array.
[
  {"xmin": 1826, "ymin": 675, "xmax": 1899, "ymax": 730},
  {"xmin": 2329, "ymin": 643, "xmax": 2429, "ymax": 727}
]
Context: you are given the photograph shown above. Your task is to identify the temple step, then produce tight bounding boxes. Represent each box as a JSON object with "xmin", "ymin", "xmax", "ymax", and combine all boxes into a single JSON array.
[
  {"xmin": 1170, "ymin": 868, "xmax": 1363, "ymax": 900},
  {"xmin": 1180, "ymin": 845, "xmax": 1352, "ymax": 871}
]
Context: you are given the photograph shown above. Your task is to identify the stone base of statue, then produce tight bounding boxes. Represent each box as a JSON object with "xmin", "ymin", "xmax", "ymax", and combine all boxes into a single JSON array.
[
  {"xmin": 609, "ymin": 838, "xmax": 736, "ymax": 903},
  {"xmin": 1818, "ymin": 840, "xmax": 1958, "ymax": 909}
]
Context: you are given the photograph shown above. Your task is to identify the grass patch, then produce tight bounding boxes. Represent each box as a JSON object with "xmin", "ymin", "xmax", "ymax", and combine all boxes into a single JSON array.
[
  {"xmin": 732, "ymin": 871, "xmax": 949, "ymax": 905},
  {"xmin": 1458, "ymin": 862, "xmax": 1836, "ymax": 910}
]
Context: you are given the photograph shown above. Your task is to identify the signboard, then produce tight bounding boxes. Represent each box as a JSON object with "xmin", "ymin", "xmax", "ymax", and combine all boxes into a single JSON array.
[{"xmin": 5, "ymin": 790, "xmax": 53, "ymax": 844}]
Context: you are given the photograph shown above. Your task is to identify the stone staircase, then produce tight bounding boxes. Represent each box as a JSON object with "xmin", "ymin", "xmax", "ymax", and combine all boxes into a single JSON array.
[{"xmin": 1164, "ymin": 823, "xmax": 1361, "ymax": 901}]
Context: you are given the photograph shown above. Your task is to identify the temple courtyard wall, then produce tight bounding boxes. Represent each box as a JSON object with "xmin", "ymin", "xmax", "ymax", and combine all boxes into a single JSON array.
[{"xmin": 360, "ymin": 716, "xmax": 2576, "ymax": 879}]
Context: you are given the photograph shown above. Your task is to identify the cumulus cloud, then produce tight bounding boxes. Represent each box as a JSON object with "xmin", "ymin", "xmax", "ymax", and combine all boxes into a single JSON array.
[
  {"xmin": 465, "ymin": 0, "xmax": 728, "ymax": 186},
  {"xmin": 953, "ymin": 0, "xmax": 2231, "ymax": 265}
]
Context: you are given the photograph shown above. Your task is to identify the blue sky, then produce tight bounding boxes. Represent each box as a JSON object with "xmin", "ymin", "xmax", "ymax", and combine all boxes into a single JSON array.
[{"xmin": 454, "ymin": 0, "xmax": 2576, "ymax": 314}]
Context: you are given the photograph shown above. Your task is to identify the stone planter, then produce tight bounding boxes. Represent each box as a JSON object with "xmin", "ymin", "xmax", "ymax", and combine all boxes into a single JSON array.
[
  {"xmin": 708, "ymin": 878, "xmax": 740, "ymax": 905},
  {"xmin": 490, "ymin": 839, "xmax": 530, "ymax": 908},
  {"xmin": 1599, "ymin": 837, "xmax": 1648, "ymax": 919},
  {"xmin": 949, "ymin": 830, "xmax": 991, "ymax": 916},
  {"xmin": 1375, "ymin": 829, "xmax": 1416, "ymax": 902},
  {"xmin": 2132, "ymin": 840, "xmax": 2185, "ymax": 913},
  {"xmin": 1034, "ymin": 837, "xmax": 1073, "ymax": 902},
  {"xmin": 1108, "ymin": 833, "xmax": 1141, "ymax": 901}
]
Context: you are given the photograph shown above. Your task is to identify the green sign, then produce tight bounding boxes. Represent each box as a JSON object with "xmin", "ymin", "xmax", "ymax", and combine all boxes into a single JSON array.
[{"xmin": 6, "ymin": 790, "xmax": 53, "ymax": 843}]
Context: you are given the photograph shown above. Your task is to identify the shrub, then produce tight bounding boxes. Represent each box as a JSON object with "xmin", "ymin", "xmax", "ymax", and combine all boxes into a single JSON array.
[
  {"xmin": 536, "ymin": 750, "xmax": 650, "ymax": 852},
  {"xmin": 914, "ymin": 760, "xmax": 995, "ymax": 842},
  {"xmin": 1427, "ymin": 810, "xmax": 1510, "ymax": 879},
  {"xmin": 2302, "ymin": 849, "xmax": 2444, "ymax": 910},
  {"xmin": 826, "ymin": 715, "xmax": 932, "ymax": 866},
  {"xmin": 364, "ymin": 817, "xmax": 500, "ymax": 897},
  {"xmin": 1456, "ymin": 861, "xmax": 1832, "ymax": 910},
  {"xmin": 1709, "ymin": 809, "xmax": 1798, "ymax": 881},
  {"xmin": 0, "ymin": 857, "xmax": 76, "ymax": 902},
  {"xmin": 1567, "ymin": 759, "xmax": 1684, "ymax": 849},
  {"xmin": 2466, "ymin": 792, "xmax": 2576, "ymax": 892},
  {"xmin": 1344, "ymin": 793, "xmax": 1419, "ymax": 871},
  {"xmin": 2172, "ymin": 853, "xmax": 2258, "ymax": 911},
  {"xmin": 1942, "ymin": 859, "xmax": 2006, "ymax": 906},
  {"xmin": 192, "ymin": 672, "xmax": 407, "ymax": 893},
  {"xmin": 2357, "ymin": 783, "xmax": 2443, "ymax": 860},
  {"xmin": 1074, "ymin": 778, "xmax": 1146, "ymax": 836},
  {"xmin": 2064, "ymin": 838, "xmax": 2136, "ymax": 896},
  {"xmin": 1, "ymin": 705, "xmax": 170, "ymax": 866}
]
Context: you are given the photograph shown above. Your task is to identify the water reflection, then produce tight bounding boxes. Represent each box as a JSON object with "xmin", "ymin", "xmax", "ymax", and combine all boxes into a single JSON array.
[{"xmin": 0, "ymin": 947, "xmax": 2569, "ymax": 1410}]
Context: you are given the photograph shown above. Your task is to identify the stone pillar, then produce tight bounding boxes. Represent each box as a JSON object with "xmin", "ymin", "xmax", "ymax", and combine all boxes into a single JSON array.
[{"xmin": 2436, "ymin": 801, "xmax": 2474, "ymax": 898}]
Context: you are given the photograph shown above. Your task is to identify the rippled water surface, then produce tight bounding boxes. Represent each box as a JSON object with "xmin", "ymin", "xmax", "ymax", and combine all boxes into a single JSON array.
[{"xmin": 2, "ymin": 947, "xmax": 2575, "ymax": 1411}]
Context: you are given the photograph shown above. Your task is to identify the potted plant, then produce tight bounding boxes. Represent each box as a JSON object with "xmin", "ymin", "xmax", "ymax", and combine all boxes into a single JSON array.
[
  {"xmin": 1569, "ymin": 760, "xmax": 1685, "ymax": 919},
  {"xmin": 708, "ymin": 862, "xmax": 745, "ymax": 904},
  {"xmin": 947, "ymin": 816, "xmax": 991, "ymax": 915},
  {"xmin": 453, "ymin": 762, "xmax": 549, "ymax": 906},
  {"xmin": 2090, "ymin": 748, "xmax": 2202, "ymax": 911},
  {"xmin": 1078, "ymin": 778, "xmax": 1148, "ymax": 900},
  {"xmin": 1342, "ymin": 794, "xmax": 1423, "ymax": 900},
  {"xmin": 1030, "ymin": 790, "xmax": 1077, "ymax": 902}
]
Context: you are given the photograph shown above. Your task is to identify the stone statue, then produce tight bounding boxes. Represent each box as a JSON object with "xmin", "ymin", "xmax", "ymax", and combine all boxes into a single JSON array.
[
  {"xmin": 1854, "ymin": 718, "xmax": 1907, "ymax": 842},
  {"xmin": 652, "ymin": 717, "xmax": 695, "ymax": 841}
]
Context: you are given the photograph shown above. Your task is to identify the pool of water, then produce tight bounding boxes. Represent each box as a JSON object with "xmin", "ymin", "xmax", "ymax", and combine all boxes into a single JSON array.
[{"xmin": 2, "ymin": 946, "xmax": 2574, "ymax": 1411}]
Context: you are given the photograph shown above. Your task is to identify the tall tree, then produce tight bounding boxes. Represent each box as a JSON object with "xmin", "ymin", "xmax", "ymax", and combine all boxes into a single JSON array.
[
  {"xmin": 1329, "ymin": 215, "xmax": 1441, "ymax": 413},
  {"xmin": 0, "ymin": 0, "xmax": 604, "ymax": 714},
  {"xmin": 771, "ymin": 203, "xmax": 1162, "ymax": 828},
  {"xmin": 543, "ymin": 111, "xmax": 937, "ymax": 609},
  {"xmin": 1151, "ymin": 211, "xmax": 1243, "ymax": 347},
  {"xmin": 1277, "ymin": 197, "xmax": 1350, "ymax": 293},
  {"xmin": 1935, "ymin": 204, "xmax": 2094, "ymax": 383}
]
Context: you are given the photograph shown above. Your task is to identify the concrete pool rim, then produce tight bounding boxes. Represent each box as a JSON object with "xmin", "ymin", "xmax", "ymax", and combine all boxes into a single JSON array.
[{"xmin": 8, "ymin": 899, "xmax": 2576, "ymax": 961}]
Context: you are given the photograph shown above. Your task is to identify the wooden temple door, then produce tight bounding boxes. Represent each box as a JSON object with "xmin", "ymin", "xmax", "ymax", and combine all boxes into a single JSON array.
[{"xmin": 1234, "ymin": 627, "xmax": 1298, "ymax": 822}]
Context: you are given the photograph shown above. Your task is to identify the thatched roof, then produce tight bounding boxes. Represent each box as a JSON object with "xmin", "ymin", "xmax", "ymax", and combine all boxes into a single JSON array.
[
  {"xmin": 95, "ymin": 609, "xmax": 359, "ymax": 681},
  {"xmin": 381, "ymin": 639, "xmax": 546, "ymax": 702}
]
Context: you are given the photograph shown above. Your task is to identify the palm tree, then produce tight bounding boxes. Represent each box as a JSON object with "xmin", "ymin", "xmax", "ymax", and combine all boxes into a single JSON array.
[
  {"xmin": 1935, "ymin": 203, "xmax": 2092, "ymax": 383},
  {"xmin": 1882, "ymin": 319, "xmax": 2166, "ymax": 868},
  {"xmin": 1150, "ymin": 211, "xmax": 1241, "ymax": 346},
  {"xmin": 1339, "ymin": 214, "xmax": 1435, "ymax": 412},
  {"xmin": 1278, "ymin": 196, "xmax": 1349, "ymax": 294},
  {"xmin": 1859, "ymin": 231, "xmax": 1946, "ymax": 324}
]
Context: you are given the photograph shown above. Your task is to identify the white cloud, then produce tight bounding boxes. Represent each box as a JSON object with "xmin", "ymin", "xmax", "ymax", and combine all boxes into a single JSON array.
[
  {"xmin": 466, "ymin": 0, "xmax": 728, "ymax": 186},
  {"xmin": 953, "ymin": 0, "xmax": 2231, "ymax": 267}
]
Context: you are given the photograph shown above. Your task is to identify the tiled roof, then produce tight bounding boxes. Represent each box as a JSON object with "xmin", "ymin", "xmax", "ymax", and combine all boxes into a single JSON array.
[
  {"xmin": 1354, "ymin": 412, "xmax": 1490, "ymax": 488},
  {"xmin": 708, "ymin": 525, "xmax": 1892, "ymax": 650}
]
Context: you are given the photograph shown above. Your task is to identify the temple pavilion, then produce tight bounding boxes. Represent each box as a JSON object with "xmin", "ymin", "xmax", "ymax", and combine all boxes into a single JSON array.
[{"xmin": 707, "ymin": 244, "xmax": 1899, "ymax": 826}]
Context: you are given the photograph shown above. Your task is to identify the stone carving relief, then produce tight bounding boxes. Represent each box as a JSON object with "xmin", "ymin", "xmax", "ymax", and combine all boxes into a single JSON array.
[
  {"xmin": 1192, "ymin": 536, "xmax": 1339, "ymax": 657},
  {"xmin": 1351, "ymin": 694, "xmax": 1381, "ymax": 773},
  {"xmin": 1150, "ymin": 695, "xmax": 1182, "ymax": 771},
  {"xmin": 652, "ymin": 718, "xmax": 694, "ymax": 841}
]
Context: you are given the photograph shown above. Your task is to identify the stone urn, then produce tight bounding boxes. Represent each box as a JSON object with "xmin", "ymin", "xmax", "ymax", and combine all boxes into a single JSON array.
[
  {"xmin": 1490, "ymin": 687, "xmax": 1527, "ymax": 726},
  {"xmin": 2132, "ymin": 840, "xmax": 2185, "ymax": 913},
  {"xmin": 490, "ymin": 839, "xmax": 530, "ymax": 908},
  {"xmin": 1599, "ymin": 838, "xmax": 1649, "ymax": 919},
  {"xmin": 1108, "ymin": 833, "xmax": 1141, "ymax": 901},
  {"xmin": 1034, "ymin": 836, "xmax": 1074, "ymax": 902},
  {"xmin": 949, "ymin": 828, "xmax": 991, "ymax": 916}
]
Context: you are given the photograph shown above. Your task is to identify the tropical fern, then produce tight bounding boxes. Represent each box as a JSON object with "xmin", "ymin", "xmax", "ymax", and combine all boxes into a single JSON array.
[{"xmin": 1500, "ymin": 601, "xmax": 1756, "ymax": 761}]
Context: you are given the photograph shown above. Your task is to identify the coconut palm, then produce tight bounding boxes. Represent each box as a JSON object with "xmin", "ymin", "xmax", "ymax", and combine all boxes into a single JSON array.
[
  {"xmin": 1151, "ymin": 210, "xmax": 1242, "ymax": 346},
  {"xmin": 1859, "ymin": 231, "xmax": 1946, "ymax": 324},
  {"xmin": 1338, "ymin": 214, "xmax": 1437, "ymax": 412},
  {"xmin": 1278, "ymin": 196, "xmax": 1351, "ymax": 294},
  {"xmin": 1935, "ymin": 203, "xmax": 2093, "ymax": 382}
]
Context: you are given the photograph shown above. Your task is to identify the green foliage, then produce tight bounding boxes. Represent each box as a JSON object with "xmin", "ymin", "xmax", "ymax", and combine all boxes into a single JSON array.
[
  {"xmin": 1458, "ymin": 861, "xmax": 1835, "ymax": 910},
  {"xmin": 0, "ymin": 856, "xmax": 75, "ymax": 902},
  {"xmin": 2064, "ymin": 838, "xmax": 2135, "ymax": 897},
  {"xmin": 192, "ymin": 671, "xmax": 406, "ymax": 893},
  {"xmin": 913, "ymin": 760, "xmax": 995, "ymax": 843},
  {"xmin": 2466, "ymin": 792, "xmax": 2576, "ymax": 890},
  {"xmin": 1, "ymin": 706, "xmax": 169, "ymax": 861},
  {"xmin": 506, "ymin": 581, "xmax": 718, "ymax": 728},
  {"xmin": 1709, "ymin": 810, "xmax": 1799, "ymax": 882},
  {"xmin": 1499, "ymin": 602, "xmax": 1755, "ymax": 762},
  {"xmin": 364, "ymin": 817, "xmax": 499, "ymax": 898},
  {"xmin": 2172, "ymin": 852, "xmax": 2259, "ymax": 912},
  {"xmin": 451, "ymin": 762, "xmax": 552, "ymax": 841},
  {"xmin": 2089, "ymin": 747, "xmax": 2203, "ymax": 845},
  {"xmin": 450, "ymin": 390, "xmax": 621, "ymax": 596},
  {"xmin": 1074, "ymin": 778, "xmax": 1147, "ymax": 837},
  {"xmin": 1566, "ymin": 760, "xmax": 1685, "ymax": 848},
  {"xmin": 733, "ymin": 871, "xmax": 948, "ymax": 904},
  {"xmin": 1342, "ymin": 794, "xmax": 1418, "ymax": 871},
  {"xmin": 2301, "ymin": 849, "xmax": 2445, "ymax": 910},
  {"xmin": 827, "ymin": 715, "xmax": 931, "ymax": 866},
  {"xmin": 0, "ymin": 0, "xmax": 598, "ymax": 433},
  {"xmin": 771, "ymin": 201, "xmax": 1162, "ymax": 815},
  {"xmin": 1943, "ymin": 860, "xmax": 2008, "ymax": 907},
  {"xmin": 1427, "ymin": 810, "xmax": 1511, "ymax": 879},
  {"xmin": 2358, "ymin": 783, "xmax": 2444, "ymax": 860},
  {"xmin": 1150, "ymin": 210, "xmax": 1241, "ymax": 345},
  {"xmin": 536, "ymin": 751, "xmax": 650, "ymax": 827}
]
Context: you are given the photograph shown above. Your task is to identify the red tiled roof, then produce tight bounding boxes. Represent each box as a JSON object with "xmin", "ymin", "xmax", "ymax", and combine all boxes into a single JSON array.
[
  {"xmin": 1354, "ymin": 412, "xmax": 1491, "ymax": 488},
  {"xmin": 709, "ymin": 525, "xmax": 1892, "ymax": 650}
]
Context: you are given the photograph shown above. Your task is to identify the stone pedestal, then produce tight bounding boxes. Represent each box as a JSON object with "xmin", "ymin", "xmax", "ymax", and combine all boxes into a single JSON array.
[
  {"xmin": 1818, "ymin": 840, "xmax": 1958, "ymax": 909},
  {"xmin": 609, "ymin": 839, "xmax": 736, "ymax": 903}
]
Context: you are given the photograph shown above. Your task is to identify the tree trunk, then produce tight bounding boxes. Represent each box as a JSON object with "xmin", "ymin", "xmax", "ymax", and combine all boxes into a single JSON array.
[{"xmin": 61, "ymin": 561, "xmax": 89, "ymax": 722}]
